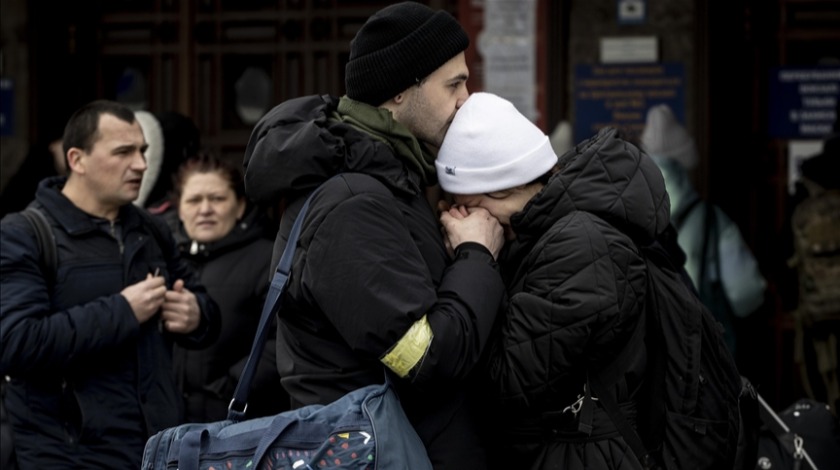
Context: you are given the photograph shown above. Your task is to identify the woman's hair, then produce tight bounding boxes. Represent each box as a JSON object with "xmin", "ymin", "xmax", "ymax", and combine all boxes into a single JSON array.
[
  {"xmin": 525, "ymin": 163, "xmax": 563, "ymax": 188},
  {"xmin": 171, "ymin": 154, "xmax": 245, "ymax": 204}
]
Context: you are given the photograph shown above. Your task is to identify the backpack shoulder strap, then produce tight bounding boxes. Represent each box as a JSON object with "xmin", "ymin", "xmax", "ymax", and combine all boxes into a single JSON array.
[
  {"xmin": 671, "ymin": 196, "xmax": 702, "ymax": 230},
  {"xmin": 697, "ymin": 202, "xmax": 718, "ymax": 286},
  {"xmin": 19, "ymin": 205, "xmax": 57, "ymax": 284}
]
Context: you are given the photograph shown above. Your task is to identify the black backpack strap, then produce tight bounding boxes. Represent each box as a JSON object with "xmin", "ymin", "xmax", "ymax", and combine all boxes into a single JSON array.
[
  {"xmin": 588, "ymin": 294, "xmax": 660, "ymax": 469},
  {"xmin": 19, "ymin": 205, "xmax": 57, "ymax": 285}
]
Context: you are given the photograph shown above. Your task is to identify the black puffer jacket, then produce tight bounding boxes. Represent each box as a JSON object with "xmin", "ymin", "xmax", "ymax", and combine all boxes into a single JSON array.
[
  {"xmin": 167, "ymin": 206, "xmax": 287, "ymax": 422},
  {"xmin": 484, "ymin": 128, "xmax": 671, "ymax": 470},
  {"xmin": 243, "ymin": 95, "xmax": 506, "ymax": 468},
  {"xmin": 0, "ymin": 177, "xmax": 219, "ymax": 469}
]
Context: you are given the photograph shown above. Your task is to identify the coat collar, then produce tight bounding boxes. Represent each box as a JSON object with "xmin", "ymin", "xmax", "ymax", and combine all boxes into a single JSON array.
[{"xmin": 36, "ymin": 176, "xmax": 146, "ymax": 236}]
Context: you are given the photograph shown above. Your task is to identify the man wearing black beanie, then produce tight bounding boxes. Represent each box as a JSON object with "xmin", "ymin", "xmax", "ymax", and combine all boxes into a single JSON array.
[{"xmin": 243, "ymin": 2, "xmax": 505, "ymax": 468}]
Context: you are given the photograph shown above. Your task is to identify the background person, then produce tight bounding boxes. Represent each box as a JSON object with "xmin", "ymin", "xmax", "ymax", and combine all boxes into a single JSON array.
[
  {"xmin": 0, "ymin": 100, "xmax": 219, "ymax": 469},
  {"xmin": 133, "ymin": 110, "xmax": 203, "ymax": 212},
  {"xmin": 242, "ymin": 2, "xmax": 506, "ymax": 468},
  {"xmin": 168, "ymin": 154, "xmax": 286, "ymax": 422},
  {"xmin": 783, "ymin": 107, "xmax": 840, "ymax": 414},
  {"xmin": 640, "ymin": 103, "xmax": 766, "ymax": 355}
]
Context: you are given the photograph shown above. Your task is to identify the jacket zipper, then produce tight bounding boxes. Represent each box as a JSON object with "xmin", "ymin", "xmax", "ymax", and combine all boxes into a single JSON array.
[{"xmin": 110, "ymin": 220, "xmax": 124, "ymax": 255}]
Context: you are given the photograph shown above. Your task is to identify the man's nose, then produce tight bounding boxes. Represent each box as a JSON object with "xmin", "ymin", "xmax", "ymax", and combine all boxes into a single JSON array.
[
  {"xmin": 456, "ymin": 85, "xmax": 470, "ymax": 109},
  {"xmin": 133, "ymin": 150, "xmax": 148, "ymax": 171}
]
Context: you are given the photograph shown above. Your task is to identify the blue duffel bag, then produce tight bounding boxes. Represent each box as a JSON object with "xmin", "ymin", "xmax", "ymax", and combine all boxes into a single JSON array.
[{"xmin": 141, "ymin": 381, "xmax": 429, "ymax": 470}]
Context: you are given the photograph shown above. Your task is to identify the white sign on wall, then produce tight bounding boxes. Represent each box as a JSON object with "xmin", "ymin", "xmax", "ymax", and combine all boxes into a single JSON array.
[
  {"xmin": 600, "ymin": 37, "xmax": 658, "ymax": 64},
  {"xmin": 479, "ymin": 0, "xmax": 538, "ymax": 121},
  {"xmin": 788, "ymin": 140, "xmax": 824, "ymax": 194}
]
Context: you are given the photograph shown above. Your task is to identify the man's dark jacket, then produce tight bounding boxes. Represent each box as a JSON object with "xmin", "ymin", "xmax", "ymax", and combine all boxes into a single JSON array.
[
  {"xmin": 243, "ymin": 94, "xmax": 505, "ymax": 468},
  {"xmin": 0, "ymin": 177, "xmax": 219, "ymax": 469}
]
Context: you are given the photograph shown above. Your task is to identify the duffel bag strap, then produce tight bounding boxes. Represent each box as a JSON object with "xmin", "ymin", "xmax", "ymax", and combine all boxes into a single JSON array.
[{"xmin": 227, "ymin": 182, "xmax": 322, "ymax": 421}]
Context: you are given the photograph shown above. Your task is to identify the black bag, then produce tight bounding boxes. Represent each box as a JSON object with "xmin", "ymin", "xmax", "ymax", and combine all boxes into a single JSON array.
[
  {"xmin": 590, "ymin": 228, "xmax": 759, "ymax": 469},
  {"xmin": 755, "ymin": 396, "xmax": 840, "ymax": 470},
  {"xmin": 141, "ymin": 186, "xmax": 432, "ymax": 470}
]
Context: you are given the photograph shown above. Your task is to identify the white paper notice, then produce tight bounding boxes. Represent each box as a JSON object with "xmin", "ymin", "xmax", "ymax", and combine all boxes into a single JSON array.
[
  {"xmin": 788, "ymin": 140, "xmax": 824, "ymax": 194},
  {"xmin": 480, "ymin": 0, "xmax": 537, "ymax": 121}
]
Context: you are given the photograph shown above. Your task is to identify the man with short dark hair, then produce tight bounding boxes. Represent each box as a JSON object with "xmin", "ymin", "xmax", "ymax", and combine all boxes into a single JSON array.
[
  {"xmin": 0, "ymin": 99, "xmax": 219, "ymax": 468},
  {"xmin": 243, "ymin": 2, "xmax": 505, "ymax": 468}
]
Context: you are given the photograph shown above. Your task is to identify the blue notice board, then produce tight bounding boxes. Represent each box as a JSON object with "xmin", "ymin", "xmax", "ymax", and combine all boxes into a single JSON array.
[
  {"xmin": 574, "ymin": 63, "xmax": 685, "ymax": 144},
  {"xmin": 768, "ymin": 67, "xmax": 839, "ymax": 139},
  {"xmin": 0, "ymin": 78, "xmax": 12, "ymax": 136}
]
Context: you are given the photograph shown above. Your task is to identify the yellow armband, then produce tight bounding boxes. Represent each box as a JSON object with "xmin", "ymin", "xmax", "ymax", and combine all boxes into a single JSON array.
[{"xmin": 380, "ymin": 315, "xmax": 433, "ymax": 378}]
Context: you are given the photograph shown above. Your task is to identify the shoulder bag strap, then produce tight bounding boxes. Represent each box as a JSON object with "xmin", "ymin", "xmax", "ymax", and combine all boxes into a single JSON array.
[{"xmin": 226, "ymin": 183, "xmax": 321, "ymax": 421}]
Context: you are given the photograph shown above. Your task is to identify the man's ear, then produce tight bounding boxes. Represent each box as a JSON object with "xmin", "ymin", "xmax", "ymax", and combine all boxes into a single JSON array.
[
  {"xmin": 380, "ymin": 96, "xmax": 401, "ymax": 115},
  {"xmin": 65, "ymin": 148, "xmax": 86, "ymax": 174},
  {"xmin": 381, "ymin": 86, "xmax": 413, "ymax": 114}
]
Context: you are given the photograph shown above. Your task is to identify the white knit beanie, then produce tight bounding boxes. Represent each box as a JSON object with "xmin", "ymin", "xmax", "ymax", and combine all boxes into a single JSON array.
[
  {"xmin": 640, "ymin": 104, "xmax": 698, "ymax": 170},
  {"xmin": 133, "ymin": 110, "xmax": 164, "ymax": 207},
  {"xmin": 436, "ymin": 92, "xmax": 558, "ymax": 195}
]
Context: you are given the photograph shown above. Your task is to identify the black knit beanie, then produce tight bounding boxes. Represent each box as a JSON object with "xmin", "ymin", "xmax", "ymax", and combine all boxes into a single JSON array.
[{"xmin": 345, "ymin": 1, "xmax": 469, "ymax": 107}]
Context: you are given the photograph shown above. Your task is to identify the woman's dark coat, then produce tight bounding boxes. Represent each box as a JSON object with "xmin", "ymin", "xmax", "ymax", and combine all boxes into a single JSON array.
[
  {"xmin": 484, "ymin": 127, "xmax": 671, "ymax": 470},
  {"xmin": 168, "ymin": 206, "xmax": 287, "ymax": 422}
]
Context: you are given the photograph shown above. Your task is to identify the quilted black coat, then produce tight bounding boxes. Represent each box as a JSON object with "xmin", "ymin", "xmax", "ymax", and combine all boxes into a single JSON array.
[{"xmin": 483, "ymin": 127, "xmax": 672, "ymax": 470}]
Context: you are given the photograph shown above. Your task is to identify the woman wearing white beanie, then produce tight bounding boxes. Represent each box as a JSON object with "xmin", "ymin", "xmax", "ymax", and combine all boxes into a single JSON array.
[{"xmin": 437, "ymin": 93, "xmax": 731, "ymax": 469}]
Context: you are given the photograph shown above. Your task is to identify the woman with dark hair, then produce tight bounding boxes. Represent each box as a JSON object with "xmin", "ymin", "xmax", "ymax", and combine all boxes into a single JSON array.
[{"xmin": 167, "ymin": 154, "xmax": 287, "ymax": 422}]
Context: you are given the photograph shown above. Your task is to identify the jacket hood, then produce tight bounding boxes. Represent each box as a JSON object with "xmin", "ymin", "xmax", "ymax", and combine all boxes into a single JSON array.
[
  {"xmin": 133, "ymin": 111, "xmax": 164, "ymax": 208},
  {"xmin": 242, "ymin": 94, "xmax": 415, "ymax": 205},
  {"xmin": 514, "ymin": 127, "xmax": 671, "ymax": 244}
]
